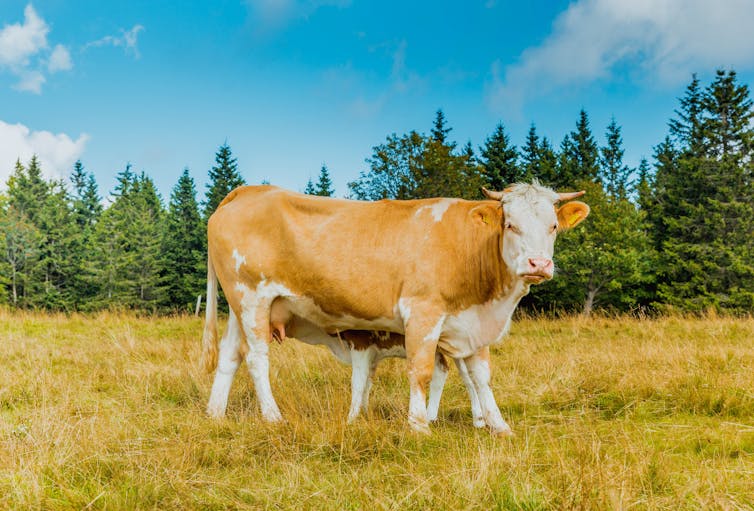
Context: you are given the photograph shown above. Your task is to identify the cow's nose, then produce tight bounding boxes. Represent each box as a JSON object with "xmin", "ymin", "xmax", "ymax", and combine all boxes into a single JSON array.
[{"xmin": 527, "ymin": 257, "xmax": 553, "ymax": 274}]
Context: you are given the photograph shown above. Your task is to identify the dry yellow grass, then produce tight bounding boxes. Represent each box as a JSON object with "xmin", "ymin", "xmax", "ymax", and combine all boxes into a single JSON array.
[{"xmin": 1, "ymin": 310, "xmax": 754, "ymax": 510}]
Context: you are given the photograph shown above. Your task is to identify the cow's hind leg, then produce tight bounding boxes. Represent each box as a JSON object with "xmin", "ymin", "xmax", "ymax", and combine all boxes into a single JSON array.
[
  {"xmin": 207, "ymin": 309, "xmax": 243, "ymax": 418},
  {"xmin": 239, "ymin": 301, "xmax": 283, "ymax": 423},
  {"xmin": 348, "ymin": 347, "xmax": 376, "ymax": 423},
  {"xmin": 360, "ymin": 355, "xmax": 379, "ymax": 415}
]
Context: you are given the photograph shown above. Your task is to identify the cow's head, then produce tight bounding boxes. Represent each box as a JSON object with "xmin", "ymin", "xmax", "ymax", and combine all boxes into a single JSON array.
[{"xmin": 482, "ymin": 183, "xmax": 590, "ymax": 284}]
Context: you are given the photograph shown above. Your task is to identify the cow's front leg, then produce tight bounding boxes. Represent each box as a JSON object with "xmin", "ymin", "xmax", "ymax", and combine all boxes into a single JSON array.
[
  {"xmin": 405, "ymin": 310, "xmax": 445, "ymax": 434},
  {"xmin": 426, "ymin": 352, "xmax": 449, "ymax": 423},
  {"xmin": 454, "ymin": 358, "xmax": 485, "ymax": 428},
  {"xmin": 464, "ymin": 347, "xmax": 512, "ymax": 436}
]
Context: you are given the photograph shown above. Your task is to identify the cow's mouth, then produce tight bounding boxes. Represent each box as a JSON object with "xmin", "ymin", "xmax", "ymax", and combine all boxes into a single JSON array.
[{"xmin": 521, "ymin": 273, "xmax": 550, "ymax": 283}]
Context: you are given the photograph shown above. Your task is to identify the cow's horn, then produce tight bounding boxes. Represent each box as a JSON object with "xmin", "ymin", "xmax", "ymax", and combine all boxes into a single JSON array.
[
  {"xmin": 557, "ymin": 190, "xmax": 585, "ymax": 202},
  {"xmin": 482, "ymin": 187, "xmax": 504, "ymax": 201}
]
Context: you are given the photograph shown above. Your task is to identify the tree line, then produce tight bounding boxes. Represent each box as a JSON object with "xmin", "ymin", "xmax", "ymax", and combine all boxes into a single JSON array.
[{"xmin": 1, "ymin": 69, "xmax": 752, "ymax": 315}]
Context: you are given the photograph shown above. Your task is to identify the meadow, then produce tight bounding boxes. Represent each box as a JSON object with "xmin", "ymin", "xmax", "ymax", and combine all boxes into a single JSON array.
[{"xmin": 1, "ymin": 310, "xmax": 754, "ymax": 510}]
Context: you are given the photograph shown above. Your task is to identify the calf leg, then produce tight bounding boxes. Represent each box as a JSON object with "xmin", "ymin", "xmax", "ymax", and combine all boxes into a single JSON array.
[
  {"xmin": 464, "ymin": 347, "xmax": 512, "ymax": 436},
  {"xmin": 207, "ymin": 309, "xmax": 243, "ymax": 418},
  {"xmin": 454, "ymin": 358, "xmax": 485, "ymax": 428},
  {"xmin": 347, "ymin": 347, "xmax": 377, "ymax": 423},
  {"xmin": 426, "ymin": 353, "xmax": 449, "ymax": 423}
]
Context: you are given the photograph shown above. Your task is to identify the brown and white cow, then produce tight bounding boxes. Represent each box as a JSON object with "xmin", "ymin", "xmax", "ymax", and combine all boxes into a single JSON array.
[{"xmin": 202, "ymin": 182, "xmax": 589, "ymax": 434}]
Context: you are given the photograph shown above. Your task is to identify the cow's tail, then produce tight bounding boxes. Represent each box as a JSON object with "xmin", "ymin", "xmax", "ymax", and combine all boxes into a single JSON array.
[{"xmin": 201, "ymin": 251, "xmax": 219, "ymax": 374}]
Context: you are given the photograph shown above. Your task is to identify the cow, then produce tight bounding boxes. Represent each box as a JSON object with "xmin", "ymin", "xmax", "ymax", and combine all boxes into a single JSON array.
[{"xmin": 202, "ymin": 182, "xmax": 589, "ymax": 435}]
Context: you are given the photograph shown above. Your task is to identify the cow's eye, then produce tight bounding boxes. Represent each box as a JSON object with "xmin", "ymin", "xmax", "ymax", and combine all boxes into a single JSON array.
[
  {"xmin": 505, "ymin": 223, "xmax": 520, "ymax": 234},
  {"xmin": 551, "ymin": 223, "xmax": 558, "ymax": 232}
]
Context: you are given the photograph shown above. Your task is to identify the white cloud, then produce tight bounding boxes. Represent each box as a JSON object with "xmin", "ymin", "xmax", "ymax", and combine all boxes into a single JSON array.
[
  {"xmin": 84, "ymin": 24, "xmax": 145, "ymax": 59},
  {"xmin": 14, "ymin": 69, "xmax": 45, "ymax": 94},
  {"xmin": 0, "ymin": 120, "xmax": 89, "ymax": 187},
  {"xmin": 487, "ymin": 0, "xmax": 754, "ymax": 111},
  {"xmin": 245, "ymin": 0, "xmax": 350, "ymax": 34},
  {"xmin": 0, "ymin": 4, "xmax": 72, "ymax": 93},
  {"xmin": 48, "ymin": 44, "xmax": 72, "ymax": 72},
  {"xmin": 0, "ymin": 4, "xmax": 48, "ymax": 67}
]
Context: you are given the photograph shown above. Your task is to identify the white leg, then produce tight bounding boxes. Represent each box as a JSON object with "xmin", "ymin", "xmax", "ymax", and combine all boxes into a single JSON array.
[
  {"xmin": 426, "ymin": 353, "xmax": 448, "ymax": 423},
  {"xmin": 464, "ymin": 352, "xmax": 512, "ymax": 436},
  {"xmin": 454, "ymin": 358, "xmax": 485, "ymax": 428},
  {"xmin": 361, "ymin": 358, "xmax": 378, "ymax": 414},
  {"xmin": 207, "ymin": 310, "xmax": 242, "ymax": 418},
  {"xmin": 348, "ymin": 348, "xmax": 375, "ymax": 422},
  {"xmin": 240, "ymin": 305, "xmax": 283, "ymax": 423}
]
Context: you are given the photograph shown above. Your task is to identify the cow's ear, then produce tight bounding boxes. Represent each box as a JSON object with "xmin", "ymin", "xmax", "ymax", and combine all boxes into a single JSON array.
[
  {"xmin": 556, "ymin": 201, "xmax": 590, "ymax": 230},
  {"xmin": 471, "ymin": 204, "xmax": 501, "ymax": 226}
]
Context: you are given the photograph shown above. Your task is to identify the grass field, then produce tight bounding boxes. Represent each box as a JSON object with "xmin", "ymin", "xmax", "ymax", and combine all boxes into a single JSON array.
[{"xmin": 1, "ymin": 311, "xmax": 754, "ymax": 510}]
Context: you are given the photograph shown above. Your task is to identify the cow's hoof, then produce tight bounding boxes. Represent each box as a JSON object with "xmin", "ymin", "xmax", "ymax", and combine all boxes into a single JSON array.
[
  {"xmin": 472, "ymin": 417, "xmax": 486, "ymax": 428},
  {"xmin": 206, "ymin": 405, "xmax": 226, "ymax": 419},
  {"xmin": 490, "ymin": 425, "xmax": 514, "ymax": 437},
  {"xmin": 408, "ymin": 417, "xmax": 431, "ymax": 435}
]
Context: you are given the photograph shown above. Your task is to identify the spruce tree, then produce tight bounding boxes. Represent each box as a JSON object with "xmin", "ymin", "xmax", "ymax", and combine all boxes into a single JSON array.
[
  {"xmin": 304, "ymin": 178, "xmax": 316, "ymax": 195},
  {"xmin": 315, "ymin": 164, "xmax": 334, "ymax": 197},
  {"xmin": 520, "ymin": 124, "xmax": 540, "ymax": 182},
  {"xmin": 558, "ymin": 110, "xmax": 600, "ymax": 188},
  {"xmin": 657, "ymin": 70, "xmax": 754, "ymax": 312},
  {"xmin": 479, "ymin": 123, "xmax": 520, "ymax": 189},
  {"xmin": 204, "ymin": 143, "xmax": 245, "ymax": 219},
  {"xmin": 161, "ymin": 168, "xmax": 205, "ymax": 311},
  {"xmin": 600, "ymin": 117, "xmax": 631, "ymax": 199},
  {"xmin": 431, "ymin": 109, "xmax": 453, "ymax": 146}
]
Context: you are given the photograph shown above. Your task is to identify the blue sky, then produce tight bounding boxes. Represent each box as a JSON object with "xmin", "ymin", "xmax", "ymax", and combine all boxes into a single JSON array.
[{"xmin": 2, "ymin": 1, "xmax": 754, "ymax": 200}]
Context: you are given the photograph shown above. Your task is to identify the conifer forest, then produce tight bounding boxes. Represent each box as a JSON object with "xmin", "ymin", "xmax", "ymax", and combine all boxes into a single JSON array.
[{"xmin": 2, "ymin": 70, "xmax": 753, "ymax": 315}]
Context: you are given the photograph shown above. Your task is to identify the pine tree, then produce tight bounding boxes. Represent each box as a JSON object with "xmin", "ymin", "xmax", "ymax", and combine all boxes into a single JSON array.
[
  {"xmin": 558, "ymin": 110, "xmax": 600, "ymax": 188},
  {"xmin": 431, "ymin": 109, "xmax": 453, "ymax": 146},
  {"xmin": 304, "ymin": 178, "xmax": 316, "ymax": 195},
  {"xmin": 479, "ymin": 123, "xmax": 520, "ymax": 189},
  {"xmin": 71, "ymin": 160, "xmax": 102, "ymax": 230},
  {"xmin": 538, "ymin": 137, "xmax": 559, "ymax": 186},
  {"xmin": 520, "ymin": 124, "xmax": 540, "ymax": 182},
  {"xmin": 669, "ymin": 74, "xmax": 704, "ymax": 154},
  {"xmin": 600, "ymin": 117, "xmax": 631, "ymax": 199},
  {"xmin": 204, "ymin": 143, "xmax": 245, "ymax": 219},
  {"xmin": 315, "ymin": 164, "xmax": 334, "ymax": 197},
  {"xmin": 657, "ymin": 70, "xmax": 754, "ymax": 312},
  {"xmin": 161, "ymin": 168, "xmax": 205, "ymax": 311}
]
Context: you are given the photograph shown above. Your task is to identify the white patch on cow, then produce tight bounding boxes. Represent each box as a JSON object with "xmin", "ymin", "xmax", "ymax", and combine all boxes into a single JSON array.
[
  {"xmin": 415, "ymin": 198, "xmax": 458, "ymax": 222},
  {"xmin": 439, "ymin": 284, "xmax": 527, "ymax": 358},
  {"xmin": 424, "ymin": 315, "xmax": 446, "ymax": 342},
  {"xmin": 232, "ymin": 249, "xmax": 246, "ymax": 273},
  {"xmin": 501, "ymin": 183, "xmax": 560, "ymax": 277},
  {"xmin": 408, "ymin": 382, "xmax": 430, "ymax": 433},
  {"xmin": 397, "ymin": 298, "xmax": 412, "ymax": 324}
]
